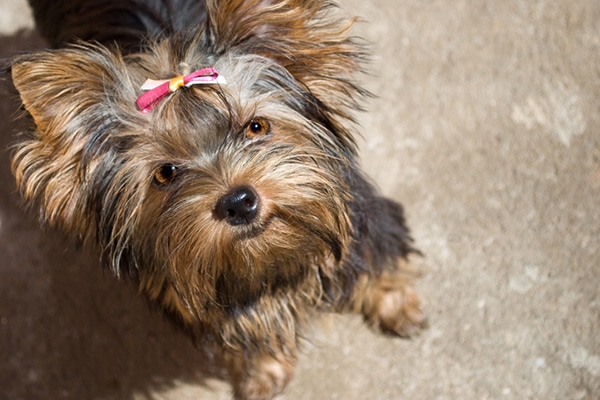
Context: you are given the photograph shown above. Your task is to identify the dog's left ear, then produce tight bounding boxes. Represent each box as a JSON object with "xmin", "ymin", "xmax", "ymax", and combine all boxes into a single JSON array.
[
  {"xmin": 10, "ymin": 45, "xmax": 137, "ymax": 236},
  {"xmin": 11, "ymin": 45, "xmax": 135, "ymax": 134},
  {"xmin": 206, "ymin": 0, "xmax": 368, "ymax": 115}
]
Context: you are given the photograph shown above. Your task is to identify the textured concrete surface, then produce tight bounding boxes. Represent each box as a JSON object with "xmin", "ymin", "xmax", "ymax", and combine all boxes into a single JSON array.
[{"xmin": 1, "ymin": 0, "xmax": 599, "ymax": 399}]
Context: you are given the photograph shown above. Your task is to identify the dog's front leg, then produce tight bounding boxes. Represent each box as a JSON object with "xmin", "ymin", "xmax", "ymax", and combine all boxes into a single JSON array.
[{"xmin": 218, "ymin": 299, "xmax": 300, "ymax": 400}]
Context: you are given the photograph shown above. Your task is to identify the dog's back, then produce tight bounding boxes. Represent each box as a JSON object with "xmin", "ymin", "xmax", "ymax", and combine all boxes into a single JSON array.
[{"xmin": 28, "ymin": 0, "xmax": 206, "ymax": 52}]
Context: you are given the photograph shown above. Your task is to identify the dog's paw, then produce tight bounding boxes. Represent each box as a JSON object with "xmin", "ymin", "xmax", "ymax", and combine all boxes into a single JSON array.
[
  {"xmin": 357, "ymin": 270, "xmax": 428, "ymax": 338},
  {"xmin": 231, "ymin": 353, "xmax": 294, "ymax": 400},
  {"xmin": 370, "ymin": 281, "xmax": 428, "ymax": 338}
]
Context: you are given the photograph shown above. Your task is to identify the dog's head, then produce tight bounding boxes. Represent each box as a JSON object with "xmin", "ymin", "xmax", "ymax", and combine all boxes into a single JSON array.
[{"xmin": 11, "ymin": 0, "xmax": 368, "ymax": 318}]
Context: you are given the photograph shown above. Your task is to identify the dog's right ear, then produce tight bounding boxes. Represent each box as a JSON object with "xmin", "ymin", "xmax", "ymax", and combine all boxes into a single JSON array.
[{"xmin": 10, "ymin": 45, "xmax": 138, "ymax": 236}]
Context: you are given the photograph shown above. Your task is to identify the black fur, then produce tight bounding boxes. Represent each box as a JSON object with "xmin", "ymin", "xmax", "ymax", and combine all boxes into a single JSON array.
[{"xmin": 28, "ymin": 0, "xmax": 206, "ymax": 52}]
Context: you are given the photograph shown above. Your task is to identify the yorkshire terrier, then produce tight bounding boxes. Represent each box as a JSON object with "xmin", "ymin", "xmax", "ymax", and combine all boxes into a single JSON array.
[{"xmin": 10, "ymin": 0, "xmax": 426, "ymax": 399}]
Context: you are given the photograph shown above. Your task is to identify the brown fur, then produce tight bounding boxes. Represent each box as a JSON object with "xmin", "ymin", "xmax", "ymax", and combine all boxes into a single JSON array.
[{"xmin": 11, "ymin": 1, "xmax": 426, "ymax": 398}]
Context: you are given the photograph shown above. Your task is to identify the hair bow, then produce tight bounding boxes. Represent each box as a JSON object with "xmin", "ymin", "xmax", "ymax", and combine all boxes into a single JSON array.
[{"xmin": 136, "ymin": 67, "xmax": 226, "ymax": 113}]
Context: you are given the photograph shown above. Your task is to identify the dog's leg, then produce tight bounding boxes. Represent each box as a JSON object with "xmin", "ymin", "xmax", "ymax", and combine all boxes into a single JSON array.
[
  {"xmin": 347, "ymin": 175, "xmax": 428, "ymax": 337},
  {"xmin": 218, "ymin": 299, "xmax": 299, "ymax": 400}
]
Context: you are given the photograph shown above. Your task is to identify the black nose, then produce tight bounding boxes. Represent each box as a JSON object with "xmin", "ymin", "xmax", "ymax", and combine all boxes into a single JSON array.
[{"xmin": 215, "ymin": 185, "xmax": 260, "ymax": 226}]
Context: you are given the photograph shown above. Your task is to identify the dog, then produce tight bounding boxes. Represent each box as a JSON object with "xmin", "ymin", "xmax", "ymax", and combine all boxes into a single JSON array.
[{"xmin": 10, "ymin": 1, "xmax": 426, "ymax": 399}]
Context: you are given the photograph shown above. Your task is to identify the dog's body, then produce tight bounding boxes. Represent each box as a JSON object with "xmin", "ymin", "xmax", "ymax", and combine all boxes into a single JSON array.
[{"xmin": 11, "ymin": 1, "xmax": 426, "ymax": 398}]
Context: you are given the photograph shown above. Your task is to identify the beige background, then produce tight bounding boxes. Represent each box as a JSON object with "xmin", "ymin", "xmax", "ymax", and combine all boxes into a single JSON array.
[{"xmin": 0, "ymin": 0, "xmax": 599, "ymax": 399}]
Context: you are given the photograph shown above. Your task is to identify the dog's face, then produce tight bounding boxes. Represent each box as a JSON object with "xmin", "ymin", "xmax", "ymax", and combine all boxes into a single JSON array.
[{"xmin": 11, "ymin": 0, "xmax": 367, "ymax": 320}]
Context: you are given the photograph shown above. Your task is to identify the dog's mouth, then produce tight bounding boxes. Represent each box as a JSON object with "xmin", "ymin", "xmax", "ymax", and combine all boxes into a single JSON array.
[
  {"xmin": 213, "ymin": 185, "xmax": 343, "ymax": 261},
  {"xmin": 232, "ymin": 214, "xmax": 274, "ymax": 240}
]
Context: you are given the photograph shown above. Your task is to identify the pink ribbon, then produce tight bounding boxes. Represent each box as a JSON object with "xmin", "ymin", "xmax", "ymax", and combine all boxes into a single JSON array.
[{"xmin": 136, "ymin": 68, "xmax": 223, "ymax": 113}]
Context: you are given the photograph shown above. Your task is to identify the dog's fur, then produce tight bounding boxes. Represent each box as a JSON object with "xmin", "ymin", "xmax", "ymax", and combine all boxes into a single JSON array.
[{"xmin": 10, "ymin": 1, "xmax": 426, "ymax": 398}]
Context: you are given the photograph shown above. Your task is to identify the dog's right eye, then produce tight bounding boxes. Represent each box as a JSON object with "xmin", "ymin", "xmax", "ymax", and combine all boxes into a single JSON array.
[
  {"xmin": 244, "ymin": 117, "xmax": 271, "ymax": 139},
  {"xmin": 153, "ymin": 164, "xmax": 179, "ymax": 185}
]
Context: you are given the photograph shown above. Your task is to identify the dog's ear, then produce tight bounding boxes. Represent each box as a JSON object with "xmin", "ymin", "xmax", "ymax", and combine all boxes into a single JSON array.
[
  {"xmin": 206, "ymin": 0, "xmax": 368, "ymax": 116},
  {"xmin": 11, "ymin": 44, "xmax": 136, "ymax": 133},
  {"xmin": 11, "ymin": 45, "xmax": 137, "ymax": 237}
]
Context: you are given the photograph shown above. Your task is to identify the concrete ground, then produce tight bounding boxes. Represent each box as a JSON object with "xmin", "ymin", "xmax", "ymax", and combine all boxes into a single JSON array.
[{"xmin": 1, "ymin": 0, "xmax": 599, "ymax": 399}]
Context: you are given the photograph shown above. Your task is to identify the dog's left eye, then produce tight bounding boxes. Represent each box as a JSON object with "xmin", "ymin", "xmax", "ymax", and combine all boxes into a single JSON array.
[
  {"xmin": 245, "ymin": 118, "xmax": 271, "ymax": 139},
  {"xmin": 153, "ymin": 164, "xmax": 179, "ymax": 185}
]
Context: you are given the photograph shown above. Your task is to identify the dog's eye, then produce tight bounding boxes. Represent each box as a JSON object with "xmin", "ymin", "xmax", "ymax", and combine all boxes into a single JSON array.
[
  {"xmin": 245, "ymin": 118, "xmax": 271, "ymax": 139},
  {"xmin": 153, "ymin": 164, "xmax": 179, "ymax": 185}
]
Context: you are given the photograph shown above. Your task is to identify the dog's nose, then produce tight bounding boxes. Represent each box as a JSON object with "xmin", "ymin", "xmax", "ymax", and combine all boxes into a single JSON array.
[{"xmin": 215, "ymin": 185, "xmax": 260, "ymax": 225}]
